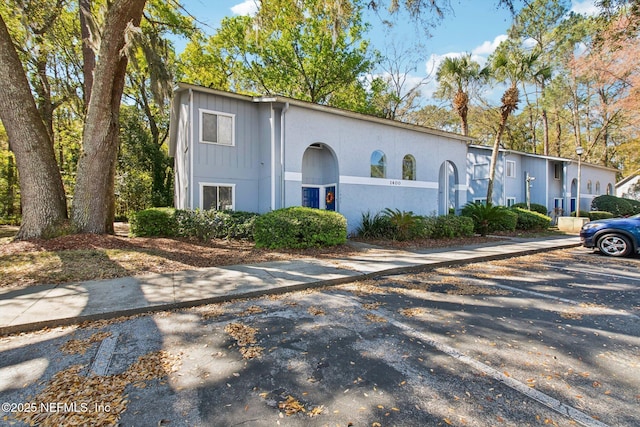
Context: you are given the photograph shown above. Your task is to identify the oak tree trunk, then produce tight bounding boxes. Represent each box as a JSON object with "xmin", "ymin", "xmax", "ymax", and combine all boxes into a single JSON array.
[
  {"xmin": 0, "ymin": 15, "xmax": 67, "ymax": 239},
  {"xmin": 71, "ymin": 0, "xmax": 147, "ymax": 234}
]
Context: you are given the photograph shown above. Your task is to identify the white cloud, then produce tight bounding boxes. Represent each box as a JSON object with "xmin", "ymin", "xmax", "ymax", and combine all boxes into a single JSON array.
[
  {"xmin": 571, "ymin": 0, "xmax": 599, "ymax": 17},
  {"xmin": 231, "ymin": 0, "xmax": 260, "ymax": 16},
  {"xmin": 472, "ymin": 34, "xmax": 508, "ymax": 56}
]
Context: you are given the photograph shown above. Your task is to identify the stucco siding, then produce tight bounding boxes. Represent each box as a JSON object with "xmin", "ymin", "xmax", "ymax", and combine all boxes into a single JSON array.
[{"xmin": 282, "ymin": 106, "xmax": 467, "ymax": 231}]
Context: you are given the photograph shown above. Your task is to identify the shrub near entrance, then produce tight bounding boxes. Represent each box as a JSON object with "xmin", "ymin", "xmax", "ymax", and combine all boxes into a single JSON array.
[
  {"xmin": 511, "ymin": 207, "xmax": 551, "ymax": 231},
  {"xmin": 254, "ymin": 207, "xmax": 347, "ymax": 249}
]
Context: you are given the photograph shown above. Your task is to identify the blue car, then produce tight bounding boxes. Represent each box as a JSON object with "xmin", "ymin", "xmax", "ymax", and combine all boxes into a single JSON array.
[{"xmin": 580, "ymin": 213, "xmax": 640, "ymax": 257}]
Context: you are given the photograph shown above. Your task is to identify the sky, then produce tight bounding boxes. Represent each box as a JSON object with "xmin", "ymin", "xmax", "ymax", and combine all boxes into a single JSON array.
[{"xmin": 176, "ymin": 0, "xmax": 599, "ymax": 102}]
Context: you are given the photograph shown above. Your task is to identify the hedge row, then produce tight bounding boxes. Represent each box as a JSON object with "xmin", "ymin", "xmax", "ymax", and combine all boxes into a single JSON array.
[
  {"xmin": 570, "ymin": 210, "xmax": 615, "ymax": 220},
  {"xmin": 130, "ymin": 207, "xmax": 347, "ymax": 249},
  {"xmin": 591, "ymin": 195, "xmax": 640, "ymax": 217},
  {"xmin": 130, "ymin": 208, "xmax": 259, "ymax": 240}
]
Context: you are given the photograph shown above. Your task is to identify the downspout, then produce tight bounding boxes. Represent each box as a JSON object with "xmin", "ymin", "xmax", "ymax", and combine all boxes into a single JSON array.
[
  {"xmin": 563, "ymin": 161, "xmax": 568, "ymax": 214},
  {"xmin": 270, "ymin": 106, "xmax": 276, "ymax": 211},
  {"xmin": 280, "ymin": 102, "xmax": 289, "ymax": 208},
  {"xmin": 545, "ymin": 159, "xmax": 549, "ymax": 212},
  {"xmin": 189, "ymin": 88, "xmax": 194, "ymax": 210}
]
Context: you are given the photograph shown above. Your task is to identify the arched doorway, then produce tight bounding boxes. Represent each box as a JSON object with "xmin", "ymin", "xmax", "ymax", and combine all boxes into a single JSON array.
[
  {"xmin": 438, "ymin": 161, "xmax": 458, "ymax": 215},
  {"xmin": 301, "ymin": 143, "xmax": 339, "ymax": 211}
]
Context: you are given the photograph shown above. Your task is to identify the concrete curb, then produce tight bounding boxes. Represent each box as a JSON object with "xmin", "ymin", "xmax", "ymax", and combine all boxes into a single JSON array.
[{"xmin": 0, "ymin": 240, "xmax": 581, "ymax": 336}]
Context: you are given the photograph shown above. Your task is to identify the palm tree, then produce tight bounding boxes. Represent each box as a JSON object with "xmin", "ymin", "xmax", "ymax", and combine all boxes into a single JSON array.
[
  {"xmin": 435, "ymin": 53, "xmax": 488, "ymax": 136},
  {"xmin": 486, "ymin": 46, "xmax": 542, "ymax": 204}
]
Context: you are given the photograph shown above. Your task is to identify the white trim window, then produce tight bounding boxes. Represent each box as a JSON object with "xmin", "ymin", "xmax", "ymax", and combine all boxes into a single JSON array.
[
  {"xmin": 200, "ymin": 183, "xmax": 235, "ymax": 210},
  {"xmin": 506, "ymin": 160, "xmax": 516, "ymax": 178},
  {"xmin": 200, "ymin": 109, "xmax": 235, "ymax": 146},
  {"xmin": 506, "ymin": 197, "xmax": 516, "ymax": 207},
  {"xmin": 473, "ymin": 164, "xmax": 489, "ymax": 180},
  {"xmin": 473, "ymin": 197, "xmax": 488, "ymax": 205}
]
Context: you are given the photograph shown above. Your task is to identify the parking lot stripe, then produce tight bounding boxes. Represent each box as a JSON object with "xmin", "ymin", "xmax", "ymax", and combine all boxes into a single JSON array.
[
  {"xmin": 550, "ymin": 264, "xmax": 640, "ymax": 282},
  {"xmin": 461, "ymin": 277, "xmax": 640, "ymax": 320},
  {"xmin": 378, "ymin": 311, "xmax": 611, "ymax": 427}
]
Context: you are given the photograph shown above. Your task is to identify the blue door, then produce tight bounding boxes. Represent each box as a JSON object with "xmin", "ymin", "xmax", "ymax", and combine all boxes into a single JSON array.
[
  {"xmin": 302, "ymin": 187, "xmax": 320, "ymax": 208},
  {"xmin": 325, "ymin": 186, "xmax": 336, "ymax": 211}
]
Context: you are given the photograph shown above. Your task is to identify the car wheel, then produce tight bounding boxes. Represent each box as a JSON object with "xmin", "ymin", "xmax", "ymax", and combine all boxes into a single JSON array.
[{"xmin": 597, "ymin": 234, "xmax": 632, "ymax": 257}]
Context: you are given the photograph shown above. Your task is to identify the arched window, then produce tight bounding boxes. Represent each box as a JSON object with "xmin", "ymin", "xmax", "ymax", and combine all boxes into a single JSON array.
[
  {"xmin": 402, "ymin": 155, "xmax": 416, "ymax": 180},
  {"xmin": 587, "ymin": 180, "xmax": 592, "ymax": 194},
  {"xmin": 595, "ymin": 181, "xmax": 601, "ymax": 195},
  {"xmin": 371, "ymin": 150, "xmax": 386, "ymax": 178}
]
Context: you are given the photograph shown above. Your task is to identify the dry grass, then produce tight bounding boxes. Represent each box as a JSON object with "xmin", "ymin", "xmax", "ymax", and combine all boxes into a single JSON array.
[
  {"xmin": 0, "ymin": 224, "xmax": 562, "ymax": 291},
  {"xmin": 0, "ymin": 224, "xmax": 359, "ymax": 289}
]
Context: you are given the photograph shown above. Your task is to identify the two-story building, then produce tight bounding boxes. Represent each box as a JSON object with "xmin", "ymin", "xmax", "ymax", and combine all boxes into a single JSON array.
[
  {"xmin": 169, "ymin": 83, "xmax": 618, "ymax": 232},
  {"xmin": 467, "ymin": 145, "xmax": 617, "ymax": 221}
]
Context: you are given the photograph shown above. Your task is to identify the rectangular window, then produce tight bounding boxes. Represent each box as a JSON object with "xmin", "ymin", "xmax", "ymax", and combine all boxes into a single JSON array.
[
  {"xmin": 506, "ymin": 197, "xmax": 516, "ymax": 207},
  {"xmin": 554, "ymin": 163, "xmax": 561, "ymax": 180},
  {"xmin": 506, "ymin": 160, "xmax": 516, "ymax": 178},
  {"xmin": 200, "ymin": 109, "xmax": 235, "ymax": 146},
  {"xmin": 473, "ymin": 164, "xmax": 489, "ymax": 180},
  {"xmin": 473, "ymin": 198, "xmax": 487, "ymax": 205},
  {"xmin": 201, "ymin": 184, "xmax": 234, "ymax": 210}
]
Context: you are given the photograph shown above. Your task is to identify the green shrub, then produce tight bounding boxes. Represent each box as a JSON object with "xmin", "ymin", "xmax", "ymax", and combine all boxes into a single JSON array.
[
  {"xmin": 587, "ymin": 211, "xmax": 615, "ymax": 220},
  {"xmin": 174, "ymin": 209, "xmax": 258, "ymax": 241},
  {"xmin": 461, "ymin": 203, "xmax": 516, "ymax": 236},
  {"xmin": 511, "ymin": 207, "xmax": 551, "ymax": 231},
  {"xmin": 356, "ymin": 211, "xmax": 395, "ymax": 239},
  {"xmin": 491, "ymin": 209, "xmax": 518, "ymax": 232},
  {"xmin": 429, "ymin": 215, "xmax": 475, "ymax": 239},
  {"xmin": 628, "ymin": 198, "xmax": 640, "ymax": 215},
  {"xmin": 510, "ymin": 202, "xmax": 548, "ymax": 215},
  {"xmin": 0, "ymin": 216, "xmax": 21, "ymax": 226},
  {"xmin": 254, "ymin": 207, "xmax": 347, "ymax": 249},
  {"xmin": 591, "ymin": 195, "xmax": 635, "ymax": 216},
  {"xmin": 130, "ymin": 208, "xmax": 177, "ymax": 237}
]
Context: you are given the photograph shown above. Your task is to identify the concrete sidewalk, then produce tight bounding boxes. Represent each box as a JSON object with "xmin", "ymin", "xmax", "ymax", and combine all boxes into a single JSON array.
[{"xmin": 0, "ymin": 235, "xmax": 582, "ymax": 335}]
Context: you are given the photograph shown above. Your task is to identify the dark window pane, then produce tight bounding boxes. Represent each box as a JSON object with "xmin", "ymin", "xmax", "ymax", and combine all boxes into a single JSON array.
[{"xmin": 202, "ymin": 113, "xmax": 218, "ymax": 143}]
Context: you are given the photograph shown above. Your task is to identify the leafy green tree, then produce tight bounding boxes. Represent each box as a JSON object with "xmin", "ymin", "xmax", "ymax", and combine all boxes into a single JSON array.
[
  {"xmin": 0, "ymin": 125, "xmax": 19, "ymax": 220},
  {"xmin": 179, "ymin": 0, "xmax": 374, "ymax": 107},
  {"xmin": 410, "ymin": 104, "xmax": 460, "ymax": 133},
  {"xmin": 118, "ymin": 0, "xmax": 192, "ymax": 215}
]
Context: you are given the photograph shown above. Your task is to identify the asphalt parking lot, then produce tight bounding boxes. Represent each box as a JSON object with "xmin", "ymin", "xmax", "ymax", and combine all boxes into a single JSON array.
[{"xmin": 1, "ymin": 247, "xmax": 639, "ymax": 426}]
